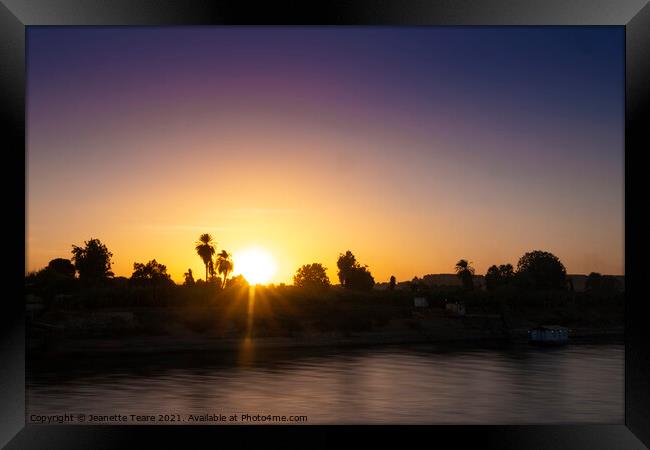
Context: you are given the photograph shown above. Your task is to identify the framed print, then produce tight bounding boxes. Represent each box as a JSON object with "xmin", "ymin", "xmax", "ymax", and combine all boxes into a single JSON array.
[{"xmin": 2, "ymin": 0, "xmax": 649, "ymax": 448}]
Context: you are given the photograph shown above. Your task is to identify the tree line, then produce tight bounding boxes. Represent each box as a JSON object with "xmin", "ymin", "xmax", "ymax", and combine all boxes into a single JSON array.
[{"xmin": 26, "ymin": 236, "xmax": 621, "ymax": 295}]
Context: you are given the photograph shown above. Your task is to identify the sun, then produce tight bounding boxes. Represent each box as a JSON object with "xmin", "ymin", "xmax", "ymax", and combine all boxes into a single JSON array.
[{"xmin": 234, "ymin": 247, "xmax": 277, "ymax": 285}]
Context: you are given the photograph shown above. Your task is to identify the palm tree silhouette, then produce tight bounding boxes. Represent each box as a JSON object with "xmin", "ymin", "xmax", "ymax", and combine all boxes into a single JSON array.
[
  {"xmin": 216, "ymin": 250, "xmax": 234, "ymax": 289},
  {"xmin": 208, "ymin": 260, "xmax": 215, "ymax": 281},
  {"xmin": 455, "ymin": 259, "xmax": 475, "ymax": 290},
  {"xmin": 195, "ymin": 233, "xmax": 216, "ymax": 283}
]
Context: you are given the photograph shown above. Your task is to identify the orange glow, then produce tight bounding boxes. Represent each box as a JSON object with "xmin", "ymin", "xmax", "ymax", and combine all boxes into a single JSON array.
[
  {"xmin": 234, "ymin": 247, "xmax": 276, "ymax": 285},
  {"xmin": 26, "ymin": 29, "xmax": 625, "ymax": 283}
]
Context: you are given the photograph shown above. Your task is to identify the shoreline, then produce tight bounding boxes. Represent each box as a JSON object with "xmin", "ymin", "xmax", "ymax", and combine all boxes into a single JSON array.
[{"xmin": 29, "ymin": 327, "xmax": 624, "ymax": 357}]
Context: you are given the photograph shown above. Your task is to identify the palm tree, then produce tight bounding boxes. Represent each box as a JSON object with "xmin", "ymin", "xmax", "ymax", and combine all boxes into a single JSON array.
[
  {"xmin": 455, "ymin": 259, "xmax": 475, "ymax": 290},
  {"xmin": 208, "ymin": 260, "xmax": 215, "ymax": 282},
  {"xmin": 195, "ymin": 233, "xmax": 216, "ymax": 283},
  {"xmin": 216, "ymin": 250, "xmax": 234, "ymax": 288}
]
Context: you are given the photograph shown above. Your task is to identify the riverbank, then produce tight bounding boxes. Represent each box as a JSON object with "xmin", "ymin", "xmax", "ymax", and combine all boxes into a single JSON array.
[
  {"xmin": 26, "ymin": 284, "xmax": 624, "ymax": 357},
  {"xmin": 28, "ymin": 326, "xmax": 623, "ymax": 357}
]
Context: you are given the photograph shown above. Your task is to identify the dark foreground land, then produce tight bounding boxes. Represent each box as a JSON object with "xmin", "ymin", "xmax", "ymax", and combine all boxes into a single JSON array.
[{"xmin": 26, "ymin": 283, "xmax": 624, "ymax": 356}]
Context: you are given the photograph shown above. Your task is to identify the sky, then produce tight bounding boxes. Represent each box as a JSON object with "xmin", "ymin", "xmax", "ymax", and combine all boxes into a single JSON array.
[{"xmin": 26, "ymin": 27, "xmax": 625, "ymax": 283}]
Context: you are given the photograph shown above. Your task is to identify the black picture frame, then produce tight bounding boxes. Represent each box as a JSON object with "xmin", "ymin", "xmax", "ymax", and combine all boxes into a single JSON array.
[{"xmin": 2, "ymin": 1, "xmax": 648, "ymax": 448}]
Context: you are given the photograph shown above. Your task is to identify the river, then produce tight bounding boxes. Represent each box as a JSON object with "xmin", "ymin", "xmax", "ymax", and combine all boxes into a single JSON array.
[{"xmin": 27, "ymin": 343, "xmax": 623, "ymax": 424}]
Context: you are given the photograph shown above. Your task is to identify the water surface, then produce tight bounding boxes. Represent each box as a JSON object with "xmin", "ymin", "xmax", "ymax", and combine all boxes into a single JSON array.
[{"xmin": 27, "ymin": 343, "xmax": 623, "ymax": 424}]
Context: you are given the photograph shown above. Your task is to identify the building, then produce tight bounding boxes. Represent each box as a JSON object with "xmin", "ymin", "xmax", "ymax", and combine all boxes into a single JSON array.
[
  {"xmin": 445, "ymin": 300, "xmax": 466, "ymax": 317},
  {"xmin": 413, "ymin": 297, "xmax": 429, "ymax": 307}
]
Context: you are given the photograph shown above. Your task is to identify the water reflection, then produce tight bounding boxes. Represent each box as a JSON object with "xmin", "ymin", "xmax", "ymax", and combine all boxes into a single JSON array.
[{"xmin": 27, "ymin": 344, "xmax": 623, "ymax": 424}]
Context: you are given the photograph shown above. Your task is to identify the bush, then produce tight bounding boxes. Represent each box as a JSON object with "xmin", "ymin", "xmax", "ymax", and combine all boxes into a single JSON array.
[
  {"xmin": 293, "ymin": 263, "xmax": 331, "ymax": 289},
  {"xmin": 516, "ymin": 250, "xmax": 567, "ymax": 290}
]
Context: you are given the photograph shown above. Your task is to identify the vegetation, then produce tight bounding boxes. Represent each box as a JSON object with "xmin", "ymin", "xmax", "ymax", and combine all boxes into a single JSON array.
[
  {"xmin": 25, "ymin": 236, "xmax": 623, "ymax": 342},
  {"xmin": 183, "ymin": 269, "xmax": 195, "ymax": 286},
  {"xmin": 71, "ymin": 238, "xmax": 114, "ymax": 280},
  {"xmin": 46, "ymin": 258, "xmax": 76, "ymax": 278},
  {"xmin": 130, "ymin": 260, "xmax": 174, "ymax": 286},
  {"xmin": 516, "ymin": 250, "xmax": 566, "ymax": 290},
  {"xmin": 25, "ymin": 277, "xmax": 623, "ymax": 340},
  {"xmin": 293, "ymin": 263, "xmax": 331, "ymax": 289},
  {"xmin": 193, "ymin": 234, "xmax": 234, "ymax": 288},
  {"xmin": 485, "ymin": 264, "xmax": 515, "ymax": 291},
  {"xmin": 454, "ymin": 259, "xmax": 475, "ymax": 290},
  {"xmin": 585, "ymin": 272, "xmax": 622, "ymax": 293},
  {"xmin": 225, "ymin": 274, "xmax": 248, "ymax": 289},
  {"xmin": 195, "ymin": 233, "xmax": 216, "ymax": 283},
  {"xmin": 410, "ymin": 276, "xmax": 424, "ymax": 294},
  {"xmin": 216, "ymin": 250, "xmax": 234, "ymax": 289},
  {"xmin": 336, "ymin": 250, "xmax": 375, "ymax": 291}
]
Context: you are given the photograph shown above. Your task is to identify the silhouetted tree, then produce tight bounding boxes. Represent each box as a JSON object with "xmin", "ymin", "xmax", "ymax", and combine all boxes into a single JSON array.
[
  {"xmin": 46, "ymin": 258, "xmax": 76, "ymax": 278},
  {"xmin": 216, "ymin": 250, "xmax": 234, "ymax": 289},
  {"xmin": 516, "ymin": 250, "xmax": 566, "ymax": 290},
  {"xmin": 336, "ymin": 250, "xmax": 375, "ymax": 291},
  {"xmin": 585, "ymin": 272, "xmax": 603, "ymax": 292},
  {"xmin": 130, "ymin": 259, "xmax": 173, "ymax": 302},
  {"xmin": 337, "ymin": 250, "xmax": 357, "ymax": 285},
  {"xmin": 293, "ymin": 263, "xmax": 331, "ymax": 289},
  {"xmin": 226, "ymin": 274, "xmax": 249, "ymax": 289},
  {"xmin": 71, "ymin": 238, "xmax": 113, "ymax": 281},
  {"xmin": 206, "ymin": 261, "xmax": 222, "ymax": 286},
  {"xmin": 585, "ymin": 272, "xmax": 621, "ymax": 293},
  {"xmin": 130, "ymin": 259, "xmax": 173, "ymax": 286},
  {"xmin": 410, "ymin": 276, "xmax": 423, "ymax": 294},
  {"xmin": 183, "ymin": 268, "xmax": 195, "ymax": 286},
  {"xmin": 346, "ymin": 267, "xmax": 375, "ymax": 291},
  {"xmin": 209, "ymin": 276, "xmax": 223, "ymax": 287},
  {"xmin": 485, "ymin": 264, "xmax": 515, "ymax": 291},
  {"xmin": 455, "ymin": 259, "xmax": 475, "ymax": 290},
  {"xmin": 195, "ymin": 233, "xmax": 216, "ymax": 284},
  {"xmin": 25, "ymin": 259, "xmax": 77, "ymax": 300},
  {"xmin": 389, "ymin": 275, "xmax": 396, "ymax": 290}
]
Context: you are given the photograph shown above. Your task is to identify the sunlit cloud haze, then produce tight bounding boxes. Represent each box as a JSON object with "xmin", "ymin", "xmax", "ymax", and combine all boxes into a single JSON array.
[{"xmin": 27, "ymin": 27, "xmax": 624, "ymax": 283}]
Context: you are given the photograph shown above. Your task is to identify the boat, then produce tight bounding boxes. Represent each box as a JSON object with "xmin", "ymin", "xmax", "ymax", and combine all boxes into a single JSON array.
[{"xmin": 528, "ymin": 325, "xmax": 569, "ymax": 345}]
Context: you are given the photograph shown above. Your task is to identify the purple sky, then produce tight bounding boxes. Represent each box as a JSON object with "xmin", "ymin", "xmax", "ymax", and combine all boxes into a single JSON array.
[{"xmin": 26, "ymin": 27, "xmax": 624, "ymax": 282}]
